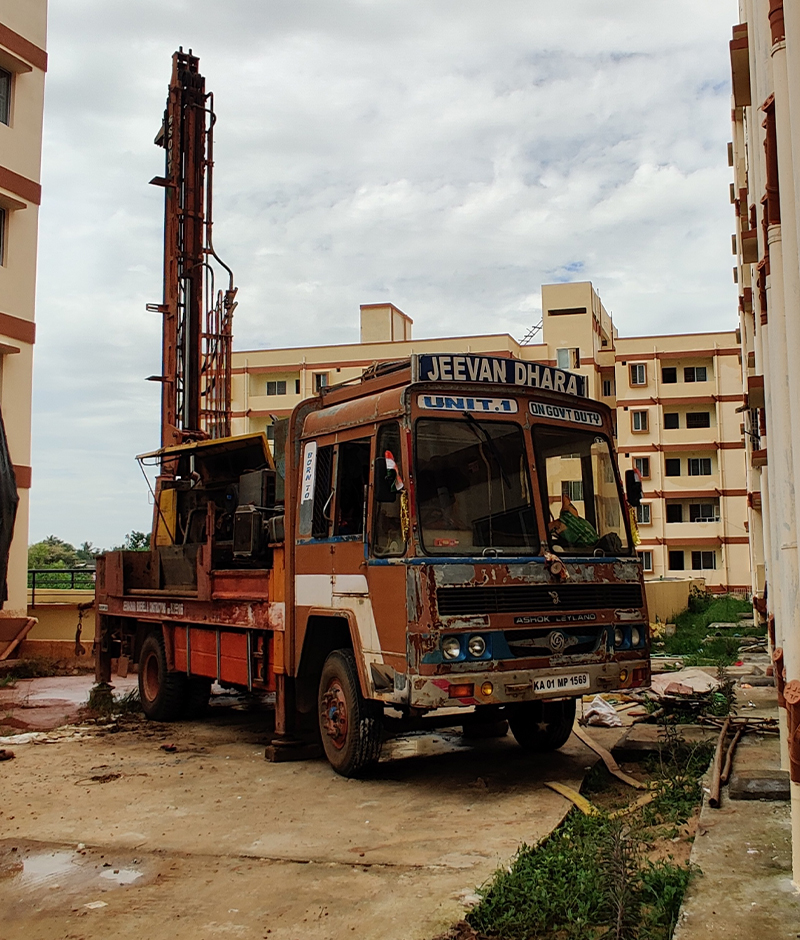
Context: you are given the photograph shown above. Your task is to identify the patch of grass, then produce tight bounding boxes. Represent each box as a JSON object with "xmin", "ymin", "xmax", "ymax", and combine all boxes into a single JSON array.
[
  {"xmin": 114, "ymin": 688, "xmax": 142, "ymax": 715},
  {"xmin": 467, "ymin": 720, "xmax": 711, "ymax": 940},
  {"xmin": 0, "ymin": 658, "xmax": 59, "ymax": 679},
  {"xmin": 658, "ymin": 594, "xmax": 755, "ymax": 665},
  {"xmin": 468, "ymin": 812, "xmax": 692, "ymax": 940},
  {"xmin": 643, "ymin": 723, "xmax": 715, "ymax": 825}
]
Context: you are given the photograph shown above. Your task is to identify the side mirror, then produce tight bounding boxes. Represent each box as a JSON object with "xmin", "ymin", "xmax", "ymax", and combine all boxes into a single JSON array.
[
  {"xmin": 625, "ymin": 469, "xmax": 643, "ymax": 508},
  {"xmin": 374, "ymin": 457, "xmax": 397, "ymax": 503}
]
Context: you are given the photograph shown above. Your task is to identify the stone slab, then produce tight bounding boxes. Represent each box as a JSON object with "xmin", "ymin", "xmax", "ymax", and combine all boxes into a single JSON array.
[{"xmin": 728, "ymin": 769, "xmax": 790, "ymax": 801}]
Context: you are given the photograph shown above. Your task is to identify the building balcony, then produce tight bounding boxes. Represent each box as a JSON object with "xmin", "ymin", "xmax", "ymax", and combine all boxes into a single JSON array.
[
  {"xmin": 660, "ymin": 476, "xmax": 720, "ymax": 495},
  {"xmin": 662, "ymin": 520, "xmax": 722, "ymax": 542}
]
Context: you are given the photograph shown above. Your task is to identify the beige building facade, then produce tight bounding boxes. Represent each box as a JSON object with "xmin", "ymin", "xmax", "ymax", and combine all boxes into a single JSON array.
[
  {"xmin": 0, "ymin": 2, "xmax": 46, "ymax": 621},
  {"xmin": 727, "ymin": 0, "xmax": 800, "ymax": 881},
  {"xmin": 232, "ymin": 281, "xmax": 747, "ymax": 592}
]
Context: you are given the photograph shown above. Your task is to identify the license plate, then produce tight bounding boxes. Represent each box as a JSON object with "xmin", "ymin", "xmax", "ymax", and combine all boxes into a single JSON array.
[{"xmin": 532, "ymin": 672, "xmax": 590, "ymax": 695}]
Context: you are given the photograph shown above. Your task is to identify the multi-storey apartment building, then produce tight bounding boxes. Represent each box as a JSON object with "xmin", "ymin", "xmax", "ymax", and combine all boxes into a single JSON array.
[
  {"xmin": 231, "ymin": 281, "xmax": 748, "ymax": 591},
  {"xmin": 0, "ymin": 2, "xmax": 46, "ymax": 623},
  {"xmin": 726, "ymin": 0, "xmax": 800, "ymax": 881}
]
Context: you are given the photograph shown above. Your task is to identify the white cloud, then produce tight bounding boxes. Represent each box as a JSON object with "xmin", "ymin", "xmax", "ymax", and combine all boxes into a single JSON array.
[{"xmin": 31, "ymin": 0, "xmax": 740, "ymax": 546}]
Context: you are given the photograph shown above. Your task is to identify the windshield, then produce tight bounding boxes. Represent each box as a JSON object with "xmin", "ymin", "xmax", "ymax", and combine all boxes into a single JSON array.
[
  {"xmin": 532, "ymin": 425, "xmax": 630, "ymax": 556},
  {"xmin": 414, "ymin": 418, "xmax": 537, "ymax": 555}
]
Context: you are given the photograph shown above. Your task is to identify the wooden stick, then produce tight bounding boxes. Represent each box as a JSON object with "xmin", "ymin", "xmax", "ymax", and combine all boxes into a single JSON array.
[
  {"xmin": 0, "ymin": 618, "xmax": 37, "ymax": 662},
  {"xmin": 720, "ymin": 726, "xmax": 745, "ymax": 785},
  {"xmin": 708, "ymin": 718, "xmax": 731, "ymax": 808},
  {"xmin": 573, "ymin": 725, "xmax": 647, "ymax": 790}
]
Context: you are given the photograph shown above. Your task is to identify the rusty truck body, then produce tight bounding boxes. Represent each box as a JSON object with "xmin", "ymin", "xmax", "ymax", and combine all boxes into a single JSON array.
[
  {"xmin": 96, "ymin": 351, "xmax": 650, "ymax": 776},
  {"xmin": 94, "ymin": 51, "xmax": 649, "ymax": 776}
]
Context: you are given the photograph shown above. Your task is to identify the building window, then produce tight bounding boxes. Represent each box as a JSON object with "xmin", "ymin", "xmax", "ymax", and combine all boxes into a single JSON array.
[
  {"xmin": 265, "ymin": 423, "xmax": 275, "ymax": 441},
  {"xmin": 686, "ymin": 412, "xmax": 711, "ymax": 429},
  {"xmin": 665, "ymin": 458, "xmax": 681, "ymax": 476},
  {"xmin": 639, "ymin": 550, "xmax": 653, "ymax": 572},
  {"xmin": 663, "ymin": 412, "xmax": 679, "ymax": 429},
  {"xmin": 629, "ymin": 363, "xmax": 647, "ymax": 386},
  {"xmin": 684, "ymin": 366, "xmax": 708, "ymax": 383},
  {"xmin": 557, "ymin": 348, "xmax": 580, "ymax": 370},
  {"xmin": 688, "ymin": 457, "xmax": 712, "ymax": 476},
  {"xmin": 668, "ymin": 550, "xmax": 685, "ymax": 570},
  {"xmin": 633, "ymin": 456, "xmax": 650, "ymax": 479},
  {"xmin": 691, "ymin": 551, "xmax": 716, "ymax": 570},
  {"xmin": 564, "ymin": 480, "xmax": 584, "ymax": 502},
  {"xmin": 636, "ymin": 503, "xmax": 651, "ymax": 525},
  {"xmin": 661, "ymin": 367, "xmax": 677, "ymax": 384},
  {"xmin": 295, "ymin": 378, "xmax": 300, "ymax": 394},
  {"xmin": 631, "ymin": 410, "xmax": 648, "ymax": 432},
  {"xmin": 689, "ymin": 503, "xmax": 719, "ymax": 522},
  {"xmin": 602, "ymin": 378, "xmax": 614, "ymax": 397},
  {"xmin": 314, "ymin": 372, "xmax": 328, "ymax": 392},
  {"xmin": 666, "ymin": 503, "xmax": 683, "ymax": 523},
  {"xmin": 0, "ymin": 69, "xmax": 10, "ymax": 126},
  {"xmin": 266, "ymin": 380, "xmax": 287, "ymax": 396}
]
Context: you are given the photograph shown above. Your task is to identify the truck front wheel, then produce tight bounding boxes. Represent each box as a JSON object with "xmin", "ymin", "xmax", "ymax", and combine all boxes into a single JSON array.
[
  {"xmin": 509, "ymin": 698, "xmax": 576, "ymax": 752},
  {"xmin": 139, "ymin": 632, "xmax": 187, "ymax": 722},
  {"xmin": 318, "ymin": 649, "xmax": 383, "ymax": 777}
]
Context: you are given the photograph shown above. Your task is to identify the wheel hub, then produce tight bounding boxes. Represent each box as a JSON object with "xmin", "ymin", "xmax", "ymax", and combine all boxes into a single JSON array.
[
  {"xmin": 141, "ymin": 651, "xmax": 160, "ymax": 703},
  {"xmin": 321, "ymin": 679, "xmax": 348, "ymax": 749}
]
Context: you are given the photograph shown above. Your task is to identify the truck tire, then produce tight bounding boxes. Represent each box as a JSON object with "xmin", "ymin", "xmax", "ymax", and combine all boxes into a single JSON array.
[
  {"xmin": 508, "ymin": 698, "xmax": 577, "ymax": 752},
  {"xmin": 318, "ymin": 649, "xmax": 383, "ymax": 777},
  {"xmin": 138, "ymin": 632, "xmax": 187, "ymax": 722}
]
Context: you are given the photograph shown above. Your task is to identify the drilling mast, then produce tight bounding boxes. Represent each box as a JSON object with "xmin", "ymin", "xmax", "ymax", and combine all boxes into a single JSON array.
[{"xmin": 148, "ymin": 48, "xmax": 237, "ymax": 454}]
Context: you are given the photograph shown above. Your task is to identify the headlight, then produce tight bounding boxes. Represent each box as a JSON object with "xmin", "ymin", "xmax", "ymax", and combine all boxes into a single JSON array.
[
  {"xmin": 467, "ymin": 635, "xmax": 486, "ymax": 657},
  {"xmin": 614, "ymin": 627, "xmax": 625, "ymax": 648},
  {"xmin": 630, "ymin": 626, "xmax": 641, "ymax": 647},
  {"xmin": 442, "ymin": 636, "xmax": 462, "ymax": 660}
]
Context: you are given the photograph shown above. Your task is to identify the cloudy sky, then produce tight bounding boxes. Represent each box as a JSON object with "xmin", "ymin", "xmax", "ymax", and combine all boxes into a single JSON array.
[{"xmin": 31, "ymin": 0, "xmax": 739, "ymax": 549}]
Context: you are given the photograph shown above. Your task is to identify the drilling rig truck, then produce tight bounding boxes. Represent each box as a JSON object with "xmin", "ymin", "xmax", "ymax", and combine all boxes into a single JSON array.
[{"xmin": 95, "ymin": 51, "xmax": 650, "ymax": 777}]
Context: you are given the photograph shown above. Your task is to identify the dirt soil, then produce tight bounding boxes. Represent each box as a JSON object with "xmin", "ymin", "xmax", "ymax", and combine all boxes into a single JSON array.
[{"xmin": 0, "ymin": 684, "xmax": 607, "ymax": 940}]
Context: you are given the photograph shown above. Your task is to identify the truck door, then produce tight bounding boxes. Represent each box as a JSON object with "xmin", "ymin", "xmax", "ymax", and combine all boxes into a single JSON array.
[{"xmin": 366, "ymin": 422, "xmax": 409, "ymax": 676}]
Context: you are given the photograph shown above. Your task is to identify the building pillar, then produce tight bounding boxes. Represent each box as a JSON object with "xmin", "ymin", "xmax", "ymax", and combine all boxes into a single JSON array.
[{"xmin": 770, "ymin": 20, "xmax": 800, "ymax": 886}]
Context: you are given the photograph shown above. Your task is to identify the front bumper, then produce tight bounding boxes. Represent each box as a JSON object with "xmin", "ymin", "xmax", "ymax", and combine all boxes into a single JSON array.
[{"xmin": 408, "ymin": 659, "xmax": 650, "ymax": 708}]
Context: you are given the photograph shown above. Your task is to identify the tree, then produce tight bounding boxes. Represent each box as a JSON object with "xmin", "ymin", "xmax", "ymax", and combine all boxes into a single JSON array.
[
  {"xmin": 28, "ymin": 535, "xmax": 80, "ymax": 569},
  {"xmin": 116, "ymin": 531, "xmax": 150, "ymax": 552}
]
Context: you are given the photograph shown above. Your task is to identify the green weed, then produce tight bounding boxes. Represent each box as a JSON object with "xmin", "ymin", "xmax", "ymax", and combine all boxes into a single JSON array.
[
  {"xmin": 659, "ymin": 595, "xmax": 756, "ymax": 665},
  {"xmin": 0, "ymin": 659, "xmax": 58, "ymax": 679},
  {"xmin": 467, "ymin": 718, "xmax": 710, "ymax": 940},
  {"xmin": 468, "ymin": 812, "xmax": 693, "ymax": 940}
]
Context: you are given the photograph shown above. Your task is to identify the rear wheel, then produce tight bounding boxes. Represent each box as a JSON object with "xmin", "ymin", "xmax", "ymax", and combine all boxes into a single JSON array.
[
  {"xmin": 509, "ymin": 698, "xmax": 576, "ymax": 752},
  {"xmin": 318, "ymin": 649, "xmax": 383, "ymax": 777},
  {"xmin": 138, "ymin": 632, "xmax": 187, "ymax": 722}
]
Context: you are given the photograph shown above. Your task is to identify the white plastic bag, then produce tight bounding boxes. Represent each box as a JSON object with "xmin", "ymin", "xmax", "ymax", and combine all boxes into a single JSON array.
[{"xmin": 584, "ymin": 695, "xmax": 622, "ymax": 727}]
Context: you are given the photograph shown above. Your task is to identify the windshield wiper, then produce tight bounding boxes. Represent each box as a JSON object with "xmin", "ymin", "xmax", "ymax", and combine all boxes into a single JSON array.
[{"xmin": 461, "ymin": 412, "xmax": 512, "ymax": 490}]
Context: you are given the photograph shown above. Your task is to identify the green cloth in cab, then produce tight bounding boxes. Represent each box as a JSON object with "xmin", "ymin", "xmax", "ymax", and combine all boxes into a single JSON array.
[{"xmin": 559, "ymin": 511, "xmax": 599, "ymax": 548}]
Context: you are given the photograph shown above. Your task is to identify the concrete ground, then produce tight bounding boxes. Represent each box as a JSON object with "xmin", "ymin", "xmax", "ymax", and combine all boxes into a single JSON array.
[
  {"xmin": 3, "ymin": 672, "xmax": 798, "ymax": 939},
  {"xmin": 674, "ymin": 684, "xmax": 800, "ymax": 939},
  {"xmin": 0, "ymin": 676, "xmax": 599, "ymax": 940}
]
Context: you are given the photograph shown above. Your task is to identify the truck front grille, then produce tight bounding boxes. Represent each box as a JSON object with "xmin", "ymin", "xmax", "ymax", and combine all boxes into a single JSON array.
[{"xmin": 436, "ymin": 582, "xmax": 643, "ymax": 616}]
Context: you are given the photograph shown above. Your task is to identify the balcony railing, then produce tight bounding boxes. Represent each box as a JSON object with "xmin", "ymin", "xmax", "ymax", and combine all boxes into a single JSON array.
[{"xmin": 28, "ymin": 568, "xmax": 96, "ymax": 606}]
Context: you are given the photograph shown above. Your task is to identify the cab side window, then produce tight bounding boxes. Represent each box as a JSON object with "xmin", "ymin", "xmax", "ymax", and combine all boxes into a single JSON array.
[
  {"xmin": 335, "ymin": 439, "xmax": 371, "ymax": 537},
  {"xmin": 311, "ymin": 445, "xmax": 334, "ymax": 538},
  {"xmin": 373, "ymin": 423, "xmax": 407, "ymax": 557}
]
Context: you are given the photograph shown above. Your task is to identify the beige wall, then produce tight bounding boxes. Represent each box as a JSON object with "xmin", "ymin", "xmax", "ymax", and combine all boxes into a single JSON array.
[{"xmin": 0, "ymin": 1, "xmax": 46, "ymax": 617}]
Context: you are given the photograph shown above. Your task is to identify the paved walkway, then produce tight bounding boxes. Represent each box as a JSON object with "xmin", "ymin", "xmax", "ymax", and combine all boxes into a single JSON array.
[{"xmin": 674, "ymin": 684, "xmax": 800, "ymax": 939}]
